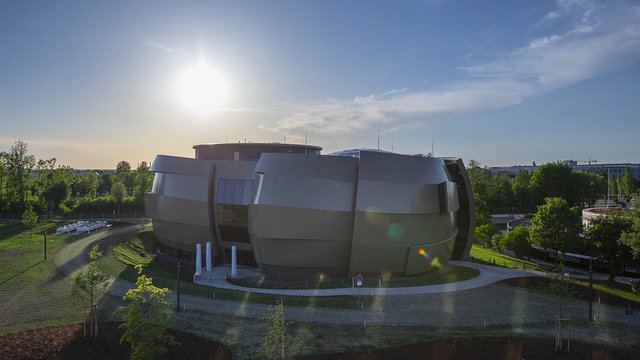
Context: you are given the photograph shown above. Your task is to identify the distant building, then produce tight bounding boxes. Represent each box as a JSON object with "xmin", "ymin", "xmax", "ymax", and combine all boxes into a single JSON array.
[{"xmin": 490, "ymin": 161, "xmax": 640, "ymax": 180}]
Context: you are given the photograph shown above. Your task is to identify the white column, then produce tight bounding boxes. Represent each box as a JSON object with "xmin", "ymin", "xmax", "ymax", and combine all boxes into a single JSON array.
[
  {"xmin": 231, "ymin": 245, "xmax": 237, "ymax": 278},
  {"xmin": 195, "ymin": 243, "xmax": 202, "ymax": 276},
  {"xmin": 206, "ymin": 242, "xmax": 212, "ymax": 272}
]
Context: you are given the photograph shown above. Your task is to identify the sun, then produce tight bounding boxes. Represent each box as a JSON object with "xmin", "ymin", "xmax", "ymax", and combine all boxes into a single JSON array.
[{"xmin": 175, "ymin": 60, "xmax": 229, "ymax": 115}]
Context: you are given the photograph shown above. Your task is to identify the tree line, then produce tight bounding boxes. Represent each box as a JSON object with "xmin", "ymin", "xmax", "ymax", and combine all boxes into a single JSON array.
[
  {"xmin": 468, "ymin": 160, "xmax": 637, "ymax": 224},
  {"xmin": 469, "ymin": 160, "xmax": 640, "ymax": 283},
  {"xmin": 0, "ymin": 140, "xmax": 153, "ymax": 218}
]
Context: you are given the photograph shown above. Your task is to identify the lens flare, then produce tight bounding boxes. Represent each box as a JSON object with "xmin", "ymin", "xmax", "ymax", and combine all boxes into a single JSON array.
[{"xmin": 387, "ymin": 222, "xmax": 404, "ymax": 240}]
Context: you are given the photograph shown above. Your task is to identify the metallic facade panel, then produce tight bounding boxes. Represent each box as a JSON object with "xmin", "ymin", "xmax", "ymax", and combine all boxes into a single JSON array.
[
  {"xmin": 249, "ymin": 153, "xmax": 358, "ymax": 279},
  {"xmin": 152, "ymin": 219, "xmax": 212, "ymax": 252},
  {"xmin": 348, "ymin": 151, "xmax": 460, "ymax": 276},
  {"xmin": 404, "ymin": 234, "xmax": 457, "ymax": 275}
]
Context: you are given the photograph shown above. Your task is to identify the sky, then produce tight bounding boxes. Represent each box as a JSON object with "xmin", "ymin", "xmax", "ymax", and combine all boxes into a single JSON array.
[{"xmin": 1, "ymin": 0, "xmax": 639, "ymax": 169}]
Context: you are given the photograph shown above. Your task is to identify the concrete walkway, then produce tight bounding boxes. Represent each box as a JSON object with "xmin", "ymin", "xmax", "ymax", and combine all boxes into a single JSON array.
[
  {"xmin": 193, "ymin": 261, "xmax": 539, "ymax": 296},
  {"xmin": 54, "ymin": 224, "xmax": 146, "ymax": 277}
]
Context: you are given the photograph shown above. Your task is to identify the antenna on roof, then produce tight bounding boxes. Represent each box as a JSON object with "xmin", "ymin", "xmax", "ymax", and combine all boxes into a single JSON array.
[
  {"xmin": 391, "ymin": 133, "xmax": 394, "ymax": 152},
  {"xmin": 377, "ymin": 122, "xmax": 380, "ymax": 150},
  {"xmin": 305, "ymin": 128, "xmax": 308, "ymax": 154},
  {"xmin": 431, "ymin": 129, "xmax": 434, "ymax": 157}
]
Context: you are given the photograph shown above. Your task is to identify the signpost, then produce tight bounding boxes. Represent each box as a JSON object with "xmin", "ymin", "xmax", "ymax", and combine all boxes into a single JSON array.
[{"xmin": 355, "ymin": 274, "xmax": 363, "ymax": 309}]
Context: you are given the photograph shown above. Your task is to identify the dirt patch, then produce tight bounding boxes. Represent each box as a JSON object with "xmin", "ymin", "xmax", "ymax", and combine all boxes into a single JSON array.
[
  {"xmin": 0, "ymin": 323, "xmax": 231, "ymax": 360},
  {"xmin": 0, "ymin": 248, "xmax": 21, "ymax": 260},
  {"xmin": 300, "ymin": 336, "xmax": 640, "ymax": 360},
  {"xmin": 500, "ymin": 276, "xmax": 640, "ymax": 310}
]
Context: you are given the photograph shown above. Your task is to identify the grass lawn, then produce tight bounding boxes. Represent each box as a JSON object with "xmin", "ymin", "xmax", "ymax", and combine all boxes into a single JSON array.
[
  {"xmin": 470, "ymin": 245, "xmax": 548, "ymax": 272},
  {"xmin": 0, "ymin": 221, "xmax": 83, "ymax": 335},
  {"xmin": 570, "ymin": 279, "xmax": 640, "ymax": 303}
]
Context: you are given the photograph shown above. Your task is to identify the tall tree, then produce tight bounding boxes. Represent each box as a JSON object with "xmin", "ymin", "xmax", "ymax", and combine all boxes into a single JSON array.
[
  {"xmin": 133, "ymin": 162, "xmax": 153, "ymax": 206},
  {"xmin": 616, "ymin": 176, "xmax": 625, "ymax": 199},
  {"xmin": 587, "ymin": 215, "xmax": 633, "ymax": 281},
  {"xmin": 621, "ymin": 209, "xmax": 640, "ymax": 270},
  {"xmin": 529, "ymin": 197, "xmax": 582, "ymax": 264},
  {"xmin": 97, "ymin": 173, "xmax": 113, "ymax": 195},
  {"xmin": 530, "ymin": 163, "xmax": 579, "ymax": 206},
  {"xmin": 622, "ymin": 167, "xmax": 637, "ymax": 198},
  {"xmin": 6, "ymin": 140, "xmax": 36, "ymax": 213},
  {"xmin": 116, "ymin": 160, "xmax": 131, "ymax": 173},
  {"xmin": 111, "ymin": 182, "xmax": 126, "ymax": 214},
  {"xmin": 43, "ymin": 180, "xmax": 69, "ymax": 212},
  {"xmin": 75, "ymin": 172, "xmax": 99, "ymax": 199},
  {"xmin": 116, "ymin": 161, "xmax": 135, "ymax": 194},
  {"xmin": 467, "ymin": 160, "xmax": 492, "ymax": 225},
  {"xmin": 512, "ymin": 170, "xmax": 533, "ymax": 212}
]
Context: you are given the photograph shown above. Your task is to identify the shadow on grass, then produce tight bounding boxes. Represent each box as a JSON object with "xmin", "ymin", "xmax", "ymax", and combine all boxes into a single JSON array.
[{"xmin": 0, "ymin": 260, "xmax": 44, "ymax": 287}]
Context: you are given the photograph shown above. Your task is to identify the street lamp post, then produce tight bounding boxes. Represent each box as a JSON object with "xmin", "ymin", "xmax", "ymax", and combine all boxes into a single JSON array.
[
  {"xmin": 589, "ymin": 259, "xmax": 593, "ymax": 321},
  {"xmin": 176, "ymin": 262, "xmax": 181, "ymax": 313}
]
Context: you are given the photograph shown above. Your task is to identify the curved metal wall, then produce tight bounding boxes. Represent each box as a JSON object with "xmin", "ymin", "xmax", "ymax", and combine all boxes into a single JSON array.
[
  {"xmin": 248, "ymin": 153, "xmax": 358, "ymax": 280},
  {"xmin": 147, "ymin": 155, "xmax": 216, "ymax": 253},
  {"xmin": 348, "ymin": 151, "xmax": 460, "ymax": 276}
]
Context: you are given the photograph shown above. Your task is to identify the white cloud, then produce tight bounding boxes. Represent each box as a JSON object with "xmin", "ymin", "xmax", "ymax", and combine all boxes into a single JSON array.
[{"xmin": 262, "ymin": 0, "xmax": 640, "ymax": 148}]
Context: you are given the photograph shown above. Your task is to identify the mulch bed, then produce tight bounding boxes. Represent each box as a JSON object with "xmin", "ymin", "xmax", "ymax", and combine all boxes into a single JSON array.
[
  {"xmin": 0, "ymin": 323, "xmax": 231, "ymax": 360},
  {"xmin": 300, "ymin": 336, "xmax": 640, "ymax": 360},
  {"xmin": 500, "ymin": 276, "xmax": 640, "ymax": 310}
]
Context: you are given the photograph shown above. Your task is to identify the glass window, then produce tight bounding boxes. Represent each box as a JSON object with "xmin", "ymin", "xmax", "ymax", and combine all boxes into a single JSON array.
[
  {"xmin": 242, "ymin": 180, "xmax": 254, "ymax": 205},
  {"xmin": 233, "ymin": 180, "xmax": 245, "ymax": 205},
  {"xmin": 217, "ymin": 178, "xmax": 254, "ymax": 205}
]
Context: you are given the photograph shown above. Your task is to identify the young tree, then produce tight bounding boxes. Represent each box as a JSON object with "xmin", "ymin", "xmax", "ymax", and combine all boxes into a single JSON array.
[
  {"xmin": 259, "ymin": 300, "xmax": 307, "ymax": 360},
  {"xmin": 21, "ymin": 206, "xmax": 38, "ymax": 237},
  {"xmin": 529, "ymin": 197, "xmax": 581, "ymax": 264},
  {"xmin": 474, "ymin": 224, "xmax": 498, "ymax": 248},
  {"xmin": 111, "ymin": 182, "xmax": 126, "ymax": 214},
  {"xmin": 71, "ymin": 245, "xmax": 110, "ymax": 337},
  {"xmin": 117, "ymin": 265, "xmax": 177, "ymax": 360},
  {"xmin": 586, "ymin": 216, "xmax": 633, "ymax": 281},
  {"xmin": 499, "ymin": 226, "xmax": 531, "ymax": 259},
  {"xmin": 622, "ymin": 167, "xmax": 637, "ymax": 198}
]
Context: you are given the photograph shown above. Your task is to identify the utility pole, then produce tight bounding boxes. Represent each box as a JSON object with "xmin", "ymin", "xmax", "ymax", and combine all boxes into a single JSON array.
[
  {"xmin": 589, "ymin": 259, "xmax": 593, "ymax": 321},
  {"xmin": 176, "ymin": 262, "xmax": 181, "ymax": 313}
]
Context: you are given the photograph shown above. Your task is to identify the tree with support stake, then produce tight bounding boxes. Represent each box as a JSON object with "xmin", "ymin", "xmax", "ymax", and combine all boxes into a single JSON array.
[{"xmin": 71, "ymin": 245, "xmax": 110, "ymax": 337}]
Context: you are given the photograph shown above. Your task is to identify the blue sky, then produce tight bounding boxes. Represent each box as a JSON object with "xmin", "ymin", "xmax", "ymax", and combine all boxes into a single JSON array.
[{"xmin": 1, "ymin": 0, "xmax": 639, "ymax": 168}]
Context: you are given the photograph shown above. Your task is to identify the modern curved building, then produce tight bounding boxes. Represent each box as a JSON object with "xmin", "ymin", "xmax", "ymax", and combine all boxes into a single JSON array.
[{"xmin": 147, "ymin": 143, "xmax": 475, "ymax": 280}]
